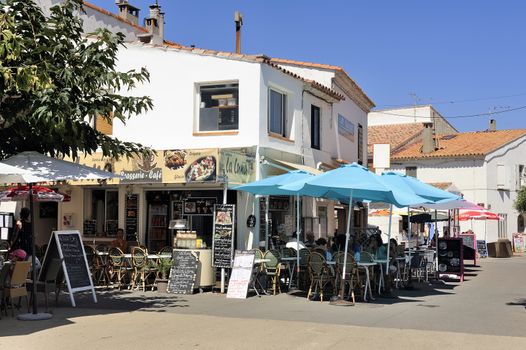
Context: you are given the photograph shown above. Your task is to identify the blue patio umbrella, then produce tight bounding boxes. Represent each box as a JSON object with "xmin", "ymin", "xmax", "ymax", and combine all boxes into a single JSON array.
[
  {"xmin": 280, "ymin": 163, "xmax": 430, "ymax": 302},
  {"xmin": 234, "ymin": 170, "xmax": 315, "ymax": 288},
  {"xmin": 381, "ymin": 172, "xmax": 460, "ymax": 203}
]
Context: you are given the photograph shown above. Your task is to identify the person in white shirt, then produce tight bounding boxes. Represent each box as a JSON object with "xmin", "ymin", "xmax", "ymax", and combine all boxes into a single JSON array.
[{"xmin": 285, "ymin": 232, "xmax": 306, "ymax": 250}]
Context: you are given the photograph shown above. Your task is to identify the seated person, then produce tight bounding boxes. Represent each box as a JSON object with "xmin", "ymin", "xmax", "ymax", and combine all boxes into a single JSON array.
[
  {"xmin": 286, "ymin": 232, "xmax": 306, "ymax": 250},
  {"xmin": 111, "ymin": 228, "xmax": 127, "ymax": 252},
  {"xmin": 305, "ymin": 232, "xmax": 315, "ymax": 247},
  {"xmin": 315, "ymin": 238, "xmax": 333, "ymax": 261}
]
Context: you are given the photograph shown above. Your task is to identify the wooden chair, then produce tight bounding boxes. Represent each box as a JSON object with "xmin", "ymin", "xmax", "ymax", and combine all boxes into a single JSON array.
[
  {"xmin": 109, "ymin": 247, "xmax": 130, "ymax": 290},
  {"xmin": 131, "ymin": 247, "xmax": 157, "ymax": 291},
  {"xmin": 307, "ymin": 252, "xmax": 333, "ymax": 302},
  {"xmin": 4, "ymin": 261, "xmax": 31, "ymax": 317},
  {"xmin": 263, "ymin": 250, "xmax": 281, "ymax": 295},
  {"xmin": 28, "ymin": 258, "xmax": 63, "ymax": 312},
  {"xmin": 334, "ymin": 252, "xmax": 358, "ymax": 304},
  {"xmin": 298, "ymin": 248, "xmax": 311, "ymax": 290}
]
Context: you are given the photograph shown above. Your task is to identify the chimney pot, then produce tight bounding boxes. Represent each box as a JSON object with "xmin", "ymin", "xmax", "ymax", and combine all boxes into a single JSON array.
[
  {"xmin": 116, "ymin": 1, "xmax": 140, "ymax": 25},
  {"xmin": 489, "ymin": 119, "xmax": 496, "ymax": 131},
  {"xmin": 421, "ymin": 122, "xmax": 435, "ymax": 154}
]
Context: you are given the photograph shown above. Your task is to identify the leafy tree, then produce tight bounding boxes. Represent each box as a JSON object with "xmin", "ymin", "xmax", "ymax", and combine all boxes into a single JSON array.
[
  {"xmin": 514, "ymin": 186, "xmax": 526, "ymax": 213},
  {"xmin": 0, "ymin": 0, "xmax": 152, "ymax": 159}
]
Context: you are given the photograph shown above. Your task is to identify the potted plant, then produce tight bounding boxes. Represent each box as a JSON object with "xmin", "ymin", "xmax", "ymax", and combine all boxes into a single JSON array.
[{"xmin": 156, "ymin": 259, "xmax": 172, "ymax": 293}]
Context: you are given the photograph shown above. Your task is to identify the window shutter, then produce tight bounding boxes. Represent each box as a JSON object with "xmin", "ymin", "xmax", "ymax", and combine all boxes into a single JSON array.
[{"xmin": 95, "ymin": 113, "xmax": 113, "ymax": 135}]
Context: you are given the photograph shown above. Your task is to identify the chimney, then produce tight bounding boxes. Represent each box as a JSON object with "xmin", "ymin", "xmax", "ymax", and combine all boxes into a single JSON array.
[
  {"xmin": 489, "ymin": 119, "xmax": 496, "ymax": 131},
  {"xmin": 115, "ymin": 1, "xmax": 140, "ymax": 25},
  {"xmin": 140, "ymin": 2, "xmax": 164, "ymax": 45},
  {"xmin": 234, "ymin": 11, "xmax": 243, "ymax": 54},
  {"xmin": 422, "ymin": 122, "xmax": 435, "ymax": 154}
]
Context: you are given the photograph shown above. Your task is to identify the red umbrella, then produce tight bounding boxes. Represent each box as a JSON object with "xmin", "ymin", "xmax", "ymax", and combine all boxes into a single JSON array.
[
  {"xmin": 458, "ymin": 210, "xmax": 500, "ymax": 221},
  {"xmin": 0, "ymin": 185, "xmax": 70, "ymax": 202}
]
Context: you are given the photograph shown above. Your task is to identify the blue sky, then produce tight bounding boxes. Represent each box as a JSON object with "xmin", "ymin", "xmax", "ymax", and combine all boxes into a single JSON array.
[{"xmin": 88, "ymin": 0, "xmax": 526, "ymax": 132}]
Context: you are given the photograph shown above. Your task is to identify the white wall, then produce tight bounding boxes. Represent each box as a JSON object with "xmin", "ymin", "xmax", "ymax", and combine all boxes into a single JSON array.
[{"xmin": 369, "ymin": 106, "xmax": 457, "ymax": 134}]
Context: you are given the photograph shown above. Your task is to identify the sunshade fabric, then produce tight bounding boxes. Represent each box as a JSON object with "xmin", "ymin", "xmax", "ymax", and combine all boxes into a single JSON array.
[
  {"xmin": 0, "ymin": 162, "xmax": 47, "ymax": 184},
  {"xmin": 234, "ymin": 170, "xmax": 314, "ymax": 196},
  {"xmin": 0, "ymin": 185, "xmax": 70, "ymax": 202},
  {"xmin": 381, "ymin": 172, "xmax": 460, "ymax": 202},
  {"xmin": 459, "ymin": 210, "xmax": 501, "ymax": 221},
  {"xmin": 2, "ymin": 151, "xmax": 116, "ymax": 181}
]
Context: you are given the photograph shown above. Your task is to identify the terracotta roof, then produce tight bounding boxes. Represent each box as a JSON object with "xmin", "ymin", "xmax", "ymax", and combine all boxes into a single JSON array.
[
  {"xmin": 392, "ymin": 129, "xmax": 526, "ymax": 160},
  {"xmin": 427, "ymin": 182, "xmax": 452, "ymax": 190},
  {"xmin": 83, "ymin": 2, "xmax": 149, "ymax": 33},
  {"xmin": 367, "ymin": 123, "xmax": 425, "ymax": 154}
]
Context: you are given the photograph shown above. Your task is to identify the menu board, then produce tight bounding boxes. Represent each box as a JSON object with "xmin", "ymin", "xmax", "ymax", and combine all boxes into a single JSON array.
[
  {"xmin": 83, "ymin": 220, "xmax": 97, "ymax": 236},
  {"xmin": 0, "ymin": 212, "xmax": 14, "ymax": 241},
  {"xmin": 227, "ymin": 250, "xmax": 255, "ymax": 299},
  {"xmin": 41, "ymin": 231, "xmax": 96, "ymax": 307},
  {"xmin": 183, "ymin": 197, "xmax": 216, "ymax": 216},
  {"xmin": 212, "ymin": 204, "xmax": 235, "ymax": 268},
  {"xmin": 167, "ymin": 250, "xmax": 199, "ymax": 294},
  {"xmin": 125, "ymin": 194, "xmax": 139, "ymax": 241},
  {"xmin": 437, "ymin": 238, "xmax": 464, "ymax": 279},
  {"xmin": 259, "ymin": 198, "xmax": 271, "ymax": 247},
  {"xmin": 477, "ymin": 240, "xmax": 488, "ymax": 258},
  {"xmin": 460, "ymin": 233, "xmax": 476, "ymax": 262}
]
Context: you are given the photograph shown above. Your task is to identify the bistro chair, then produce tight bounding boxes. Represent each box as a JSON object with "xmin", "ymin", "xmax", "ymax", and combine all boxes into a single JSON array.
[
  {"xmin": 0, "ymin": 241, "xmax": 10, "ymax": 261},
  {"xmin": 333, "ymin": 252, "xmax": 358, "ymax": 304},
  {"xmin": 250, "ymin": 249, "xmax": 266, "ymax": 296},
  {"xmin": 4, "ymin": 261, "xmax": 31, "ymax": 317},
  {"xmin": 28, "ymin": 258, "xmax": 63, "ymax": 313},
  {"xmin": 109, "ymin": 247, "xmax": 130, "ymax": 290},
  {"xmin": 95, "ymin": 244, "xmax": 111, "ymax": 287},
  {"xmin": 263, "ymin": 250, "xmax": 281, "ymax": 295},
  {"xmin": 131, "ymin": 247, "xmax": 157, "ymax": 291},
  {"xmin": 298, "ymin": 248, "xmax": 311, "ymax": 290},
  {"xmin": 307, "ymin": 252, "xmax": 333, "ymax": 302},
  {"xmin": 83, "ymin": 245, "xmax": 101, "ymax": 284}
]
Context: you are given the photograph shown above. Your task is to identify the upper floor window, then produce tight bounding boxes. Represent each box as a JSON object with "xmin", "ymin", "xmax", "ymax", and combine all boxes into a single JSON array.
[
  {"xmin": 269, "ymin": 89, "xmax": 287, "ymax": 137},
  {"xmin": 311, "ymin": 105, "xmax": 321, "ymax": 150},
  {"xmin": 198, "ymin": 83, "xmax": 239, "ymax": 132},
  {"xmin": 357, "ymin": 123, "xmax": 363, "ymax": 164}
]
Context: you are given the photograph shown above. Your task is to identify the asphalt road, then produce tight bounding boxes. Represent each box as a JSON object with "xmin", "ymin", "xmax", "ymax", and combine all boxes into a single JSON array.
[{"xmin": 0, "ymin": 255, "xmax": 525, "ymax": 349}]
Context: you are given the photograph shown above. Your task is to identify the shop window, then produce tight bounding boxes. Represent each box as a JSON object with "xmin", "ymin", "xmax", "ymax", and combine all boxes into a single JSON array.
[
  {"xmin": 198, "ymin": 83, "xmax": 239, "ymax": 131},
  {"xmin": 311, "ymin": 105, "xmax": 321, "ymax": 150},
  {"xmin": 84, "ymin": 189, "xmax": 119, "ymax": 237},
  {"xmin": 269, "ymin": 88, "xmax": 287, "ymax": 137}
]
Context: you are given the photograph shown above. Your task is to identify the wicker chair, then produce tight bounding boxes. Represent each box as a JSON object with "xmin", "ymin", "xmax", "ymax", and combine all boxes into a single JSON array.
[
  {"xmin": 28, "ymin": 258, "xmax": 63, "ymax": 312},
  {"xmin": 131, "ymin": 247, "xmax": 157, "ymax": 291},
  {"xmin": 4, "ymin": 261, "xmax": 31, "ymax": 317},
  {"xmin": 83, "ymin": 245, "xmax": 100, "ymax": 283},
  {"xmin": 95, "ymin": 244, "xmax": 111, "ymax": 287},
  {"xmin": 0, "ymin": 241, "xmax": 10, "ymax": 261},
  {"xmin": 307, "ymin": 252, "xmax": 333, "ymax": 302},
  {"xmin": 333, "ymin": 252, "xmax": 358, "ymax": 303},
  {"xmin": 109, "ymin": 247, "xmax": 130, "ymax": 290},
  {"xmin": 298, "ymin": 248, "xmax": 311, "ymax": 290},
  {"xmin": 263, "ymin": 250, "xmax": 281, "ymax": 295}
]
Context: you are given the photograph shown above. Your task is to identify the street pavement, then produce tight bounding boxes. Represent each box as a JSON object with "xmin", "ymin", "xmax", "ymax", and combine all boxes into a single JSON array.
[{"xmin": 0, "ymin": 256, "xmax": 525, "ymax": 349}]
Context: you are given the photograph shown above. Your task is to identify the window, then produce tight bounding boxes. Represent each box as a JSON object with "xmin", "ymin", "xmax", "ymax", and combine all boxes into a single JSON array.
[
  {"xmin": 311, "ymin": 105, "xmax": 321, "ymax": 150},
  {"xmin": 269, "ymin": 89, "xmax": 286, "ymax": 136},
  {"xmin": 498, "ymin": 213, "xmax": 507, "ymax": 239},
  {"xmin": 497, "ymin": 164, "xmax": 507, "ymax": 189},
  {"xmin": 357, "ymin": 123, "xmax": 363, "ymax": 164},
  {"xmin": 84, "ymin": 189, "xmax": 119, "ymax": 236},
  {"xmin": 198, "ymin": 83, "xmax": 239, "ymax": 131},
  {"xmin": 517, "ymin": 165, "xmax": 525, "ymax": 189},
  {"xmin": 406, "ymin": 166, "xmax": 417, "ymax": 177}
]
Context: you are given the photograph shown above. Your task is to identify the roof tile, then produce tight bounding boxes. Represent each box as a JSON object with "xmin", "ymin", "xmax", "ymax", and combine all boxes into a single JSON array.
[{"xmin": 368, "ymin": 123, "xmax": 425, "ymax": 154}]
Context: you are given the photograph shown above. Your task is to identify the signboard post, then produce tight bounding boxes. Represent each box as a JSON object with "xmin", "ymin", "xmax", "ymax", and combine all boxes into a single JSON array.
[
  {"xmin": 227, "ymin": 250, "xmax": 255, "ymax": 299},
  {"xmin": 167, "ymin": 250, "xmax": 199, "ymax": 294},
  {"xmin": 41, "ymin": 230, "xmax": 96, "ymax": 307}
]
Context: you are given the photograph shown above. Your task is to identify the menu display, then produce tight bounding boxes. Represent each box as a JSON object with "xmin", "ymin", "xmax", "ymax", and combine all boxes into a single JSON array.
[
  {"xmin": 259, "ymin": 198, "xmax": 271, "ymax": 247},
  {"xmin": 183, "ymin": 197, "xmax": 216, "ymax": 216},
  {"xmin": 212, "ymin": 204, "xmax": 235, "ymax": 268},
  {"xmin": 477, "ymin": 240, "xmax": 488, "ymax": 258},
  {"xmin": 437, "ymin": 238, "xmax": 464, "ymax": 280},
  {"xmin": 83, "ymin": 220, "xmax": 97, "ymax": 236},
  {"xmin": 227, "ymin": 250, "xmax": 255, "ymax": 299},
  {"xmin": 125, "ymin": 194, "xmax": 139, "ymax": 241},
  {"xmin": 167, "ymin": 250, "xmax": 199, "ymax": 295},
  {"xmin": 460, "ymin": 233, "xmax": 476, "ymax": 262}
]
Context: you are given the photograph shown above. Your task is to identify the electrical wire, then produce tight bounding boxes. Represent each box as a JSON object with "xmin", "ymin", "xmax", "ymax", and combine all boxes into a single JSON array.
[{"xmin": 372, "ymin": 105, "xmax": 526, "ymax": 119}]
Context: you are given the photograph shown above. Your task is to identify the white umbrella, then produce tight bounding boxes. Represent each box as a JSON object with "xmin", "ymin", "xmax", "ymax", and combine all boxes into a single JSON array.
[
  {"xmin": 0, "ymin": 151, "xmax": 117, "ymax": 320},
  {"xmin": 0, "ymin": 162, "xmax": 47, "ymax": 183}
]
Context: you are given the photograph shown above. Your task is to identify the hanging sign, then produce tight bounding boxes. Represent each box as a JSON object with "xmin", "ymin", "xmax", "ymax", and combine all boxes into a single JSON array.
[{"xmin": 212, "ymin": 204, "xmax": 235, "ymax": 268}]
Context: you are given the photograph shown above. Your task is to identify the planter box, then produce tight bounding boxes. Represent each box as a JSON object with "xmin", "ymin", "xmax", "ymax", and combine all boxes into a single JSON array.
[{"xmin": 156, "ymin": 279, "xmax": 169, "ymax": 293}]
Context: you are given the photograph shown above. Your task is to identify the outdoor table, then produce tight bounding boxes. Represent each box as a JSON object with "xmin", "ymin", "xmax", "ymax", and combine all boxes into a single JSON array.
[
  {"xmin": 280, "ymin": 257, "xmax": 297, "ymax": 289},
  {"xmin": 395, "ymin": 257, "xmax": 406, "ymax": 288},
  {"xmin": 373, "ymin": 259, "xmax": 388, "ymax": 294},
  {"xmin": 357, "ymin": 262, "xmax": 376, "ymax": 301}
]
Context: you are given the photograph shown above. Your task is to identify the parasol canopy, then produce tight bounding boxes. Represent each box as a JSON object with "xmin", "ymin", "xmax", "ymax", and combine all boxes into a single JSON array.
[
  {"xmin": 0, "ymin": 185, "xmax": 70, "ymax": 202},
  {"xmin": 459, "ymin": 210, "xmax": 501, "ymax": 221}
]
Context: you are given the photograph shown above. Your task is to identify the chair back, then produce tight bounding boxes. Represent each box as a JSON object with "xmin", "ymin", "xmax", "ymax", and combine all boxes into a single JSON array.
[
  {"xmin": 312, "ymin": 247, "xmax": 326, "ymax": 256},
  {"xmin": 109, "ymin": 247, "xmax": 125, "ymax": 267},
  {"xmin": 0, "ymin": 241, "xmax": 10, "ymax": 260},
  {"xmin": 360, "ymin": 251, "xmax": 374, "ymax": 263},
  {"xmin": 299, "ymin": 248, "xmax": 310, "ymax": 267},
  {"xmin": 83, "ymin": 245, "xmax": 97, "ymax": 268},
  {"xmin": 95, "ymin": 244, "xmax": 109, "ymax": 253},
  {"xmin": 335, "ymin": 252, "xmax": 356, "ymax": 274},
  {"xmin": 43, "ymin": 258, "xmax": 63, "ymax": 283},
  {"xmin": 253, "ymin": 249, "xmax": 264, "ymax": 261},
  {"xmin": 263, "ymin": 250, "xmax": 280, "ymax": 269},
  {"xmin": 131, "ymin": 246, "xmax": 147, "ymax": 268},
  {"xmin": 280, "ymin": 247, "xmax": 293, "ymax": 258},
  {"xmin": 308, "ymin": 252, "xmax": 326, "ymax": 276},
  {"xmin": 10, "ymin": 261, "xmax": 31, "ymax": 285}
]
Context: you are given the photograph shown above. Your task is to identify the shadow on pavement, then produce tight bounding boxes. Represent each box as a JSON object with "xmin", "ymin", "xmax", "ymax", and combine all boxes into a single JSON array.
[{"xmin": 506, "ymin": 298, "xmax": 526, "ymax": 307}]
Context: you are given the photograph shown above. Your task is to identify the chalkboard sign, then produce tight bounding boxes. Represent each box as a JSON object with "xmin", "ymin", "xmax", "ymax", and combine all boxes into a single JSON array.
[
  {"xmin": 477, "ymin": 240, "xmax": 488, "ymax": 258},
  {"xmin": 227, "ymin": 250, "xmax": 255, "ymax": 299},
  {"xmin": 125, "ymin": 194, "xmax": 139, "ymax": 241},
  {"xmin": 212, "ymin": 204, "xmax": 235, "ymax": 268},
  {"xmin": 83, "ymin": 219, "xmax": 97, "ymax": 236},
  {"xmin": 437, "ymin": 238, "xmax": 464, "ymax": 281},
  {"xmin": 167, "ymin": 250, "xmax": 199, "ymax": 294},
  {"xmin": 460, "ymin": 233, "xmax": 476, "ymax": 263},
  {"xmin": 41, "ymin": 231, "xmax": 97, "ymax": 307}
]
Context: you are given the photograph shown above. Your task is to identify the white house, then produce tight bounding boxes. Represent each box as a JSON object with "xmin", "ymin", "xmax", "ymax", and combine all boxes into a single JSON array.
[{"xmin": 33, "ymin": 1, "xmax": 375, "ymax": 252}]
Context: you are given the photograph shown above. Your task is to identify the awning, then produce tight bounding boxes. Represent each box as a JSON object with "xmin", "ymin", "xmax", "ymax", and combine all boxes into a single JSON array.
[{"xmin": 264, "ymin": 158, "xmax": 323, "ymax": 175}]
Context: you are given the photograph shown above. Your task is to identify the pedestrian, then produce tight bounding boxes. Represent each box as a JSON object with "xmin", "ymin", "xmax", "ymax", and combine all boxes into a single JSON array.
[{"xmin": 10, "ymin": 207, "xmax": 32, "ymax": 255}]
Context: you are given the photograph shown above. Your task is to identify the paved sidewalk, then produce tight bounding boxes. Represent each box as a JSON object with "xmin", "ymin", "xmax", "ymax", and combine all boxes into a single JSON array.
[{"xmin": 0, "ymin": 256, "xmax": 525, "ymax": 348}]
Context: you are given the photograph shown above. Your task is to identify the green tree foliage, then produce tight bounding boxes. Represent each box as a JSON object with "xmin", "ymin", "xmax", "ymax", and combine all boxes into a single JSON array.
[
  {"xmin": 0, "ymin": 0, "xmax": 153, "ymax": 159},
  {"xmin": 514, "ymin": 186, "xmax": 526, "ymax": 213}
]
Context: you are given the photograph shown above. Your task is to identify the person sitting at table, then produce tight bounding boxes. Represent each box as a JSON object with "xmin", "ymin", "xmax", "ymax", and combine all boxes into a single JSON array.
[
  {"xmin": 286, "ymin": 232, "xmax": 306, "ymax": 250},
  {"xmin": 315, "ymin": 238, "xmax": 333, "ymax": 261},
  {"xmin": 305, "ymin": 232, "xmax": 315, "ymax": 248},
  {"xmin": 111, "ymin": 228, "xmax": 127, "ymax": 252}
]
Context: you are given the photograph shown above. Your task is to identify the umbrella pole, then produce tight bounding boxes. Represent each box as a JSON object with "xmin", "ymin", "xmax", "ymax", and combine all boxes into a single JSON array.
[
  {"xmin": 435, "ymin": 209, "xmax": 439, "ymax": 280},
  {"xmin": 339, "ymin": 191, "xmax": 353, "ymax": 300},
  {"xmin": 30, "ymin": 182, "xmax": 37, "ymax": 314},
  {"xmin": 386, "ymin": 204, "xmax": 393, "ymax": 276},
  {"xmin": 296, "ymin": 194, "xmax": 300, "ymax": 287},
  {"xmin": 265, "ymin": 196, "xmax": 269, "ymax": 250}
]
